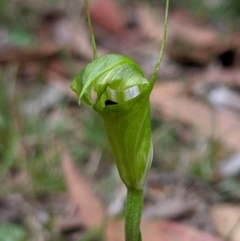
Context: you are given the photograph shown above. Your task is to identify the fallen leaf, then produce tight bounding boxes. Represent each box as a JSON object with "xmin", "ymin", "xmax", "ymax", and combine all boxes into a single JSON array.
[
  {"xmin": 150, "ymin": 82, "xmax": 240, "ymax": 152},
  {"xmin": 62, "ymin": 149, "xmax": 105, "ymax": 228},
  {"xmin": 190, "ymin": 68, "xmax": 240, "ymax": 90},
  {"xmin": 143, "ymin": 196, "xmax": 197, "ymax": 219},
  {"xmin": 166, "ymin": 11, "xmax": 230, "ymax": 64},
  {"xmin": 89, "ymin": 0, "xmax": 125, "ymax": 38},
  {"xmin": 210, "ymin": 204, "xmax": 240, "ymax": 241},
  {"xmin": 136, "ymin": 4, "xmax": 164, "ymax": 43},
  {"xmin": 105, "ymin": 220, "xmax": 124, "ymax": 241},
  {"xmin": 37, "ymin": 10, "xmax": 95, "ymax": 60},
  {"xmin": 106, "ymin": 219, "xmax": 223, "ymax": 241},
  {"xmin": 0, "ymin": 42, "xmax": 60, "ymax": 63}
]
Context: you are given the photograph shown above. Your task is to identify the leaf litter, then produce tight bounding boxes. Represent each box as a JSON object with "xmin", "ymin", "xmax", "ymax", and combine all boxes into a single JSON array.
[{"xmin": 1, "ymin": 0, "xmax": 240, "ymax": 240}]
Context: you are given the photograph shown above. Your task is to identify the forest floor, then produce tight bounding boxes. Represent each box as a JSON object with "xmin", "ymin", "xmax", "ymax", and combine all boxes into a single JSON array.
[{"xmin": 1, "ymin": 0, "xmax": 240, "ymax": 240}]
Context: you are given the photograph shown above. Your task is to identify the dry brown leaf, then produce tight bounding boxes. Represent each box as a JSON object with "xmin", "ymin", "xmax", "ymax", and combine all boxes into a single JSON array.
[
  {"xmin": 47, "ymin": 57, "xmax": 69, "ymax": 77},
  {"xmin": 143, "ymin": 196, "xmax": 197, "ymax": 219},
  {"xmin": 106, "ymin": 219, "xmax": 223, "ymax": 241},
  {"xmin": 37, "ymin": 10, "xmax": 95, "ymax": 60},
  {"xmin": 150, "ymin": 82, "xmax": 240, "ymax": 152},
  {"xmin": 105, "ymin": 220, "xmax": 124, "ymax": 241},
  {"xmin": 0, "ymin": 42, "xmax": 60, "ymax": 63},
  {"xmin": 136, "ymin": 4, "xmax": 164, "ymax": 43},
  {"xmin": 210, "ymin": 204, "xmax": 240, "ymax": 241},
  {"xmin": 150, "ymin": 220, "xmax": 222, "ymax": 241},
  {"xmin": 62, "ymin": 149, "xmax": 105, "ymax": 228},
  {"xmin": 89, "ymin": 0, "xmax": 125, "ymax": 38},
  {"xmin": 166, "ymin": 14, "xmax": 230, "ymax": 64},
  {"xmin": 190, "ymin": 68, "xmax": 240, "ymax": 90}
]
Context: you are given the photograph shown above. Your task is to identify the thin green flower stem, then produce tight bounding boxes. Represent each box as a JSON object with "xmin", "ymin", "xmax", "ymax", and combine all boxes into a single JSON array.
[
  {"xmin": 150, "ymin": 0, "xmax": 169, "ymax": 84},
  {"xmin": 85, "ymin": 0, "xmax": 98, "ymax": 59},
  {"xmin": 125, "ymin": 188, "xmax": 144, "ymax": 241}
]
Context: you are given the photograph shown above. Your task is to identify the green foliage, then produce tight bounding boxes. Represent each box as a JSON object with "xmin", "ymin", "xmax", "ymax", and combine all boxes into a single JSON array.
[
  {"xmin": 217, "ymin": 178, "xmax": 240, "ymax": 199},
  {"xmin": 28, "ymin": 152, "xmax": 64, "ymax": 193},
  {"xmin": 189, "ymin": 140, "xmax": 226, "ymax": 182},
  {"xmin": 8, "ymin": 30, "xmax": 36, "ymax": 47},
  {"xmin": 189, "ymin": 161, "xmax": 213, "ymax": 182},
  {"xmin": 149, "ymin": 0, "xmax": 240, "ymax": 23},
  {"xmin": 151, "ymin": 118, "xmax": 183, "ymax": 170},
  {"xmin": 0, "ymin": 66, "xmax": 20, "ymax": 181},
  {"xmin": 0, "ymin": 66, "xmax": 68, "ymax": 195},
  {"xmin": 209, "ymin": 0, "xmax": 240, "ymax": 23},
  {"xmin": 77, "ymin": 227, "xmax": 104, "ymax": 241},
  {"xmin": 81, "ymin": 109, "xmax": 110, "ymax": 159},
  {"xmin": 0, "ymin": 223, "xmax": 27, "ymax": 241}
]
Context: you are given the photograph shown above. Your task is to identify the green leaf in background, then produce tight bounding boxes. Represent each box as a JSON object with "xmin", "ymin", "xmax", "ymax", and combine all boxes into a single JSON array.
[
  {"xmin": 0, "ymin": 223, "xmax": 27, "ymax": 241},
  {"xmin": 8, "ymin": 29, "xmax": 36, "ymax": 47}
]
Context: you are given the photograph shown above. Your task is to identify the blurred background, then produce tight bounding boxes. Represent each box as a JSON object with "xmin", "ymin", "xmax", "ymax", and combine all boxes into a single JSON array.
[{"xmin": 1, "ymin": 0, "xmax": 240, "ymax": 240}]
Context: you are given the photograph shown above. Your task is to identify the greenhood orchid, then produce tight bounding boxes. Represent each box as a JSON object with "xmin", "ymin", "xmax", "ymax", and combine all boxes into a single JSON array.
[
  {"xmin": 71, "ymin": 54, "xmax": 154, "ymax": 190},
  {"xmin": 71, "ymin": 0, "xmax": 169, "ymax": 240}
]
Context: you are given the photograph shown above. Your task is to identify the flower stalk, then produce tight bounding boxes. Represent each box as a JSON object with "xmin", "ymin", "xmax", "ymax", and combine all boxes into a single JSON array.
[
  {"xmin": 71, "ymin": 0, "xmax": 169, "ymax": 240},
  {"xmin": 125, "ymin": 189, "xmax": 143, "ymax": 241}
]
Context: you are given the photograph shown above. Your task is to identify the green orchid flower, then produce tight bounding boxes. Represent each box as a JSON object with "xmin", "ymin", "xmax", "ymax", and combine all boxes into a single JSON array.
[
  {"xmin": 71, "ymin": 1, "xmax": 169, "ymax": 240},
  {"xmin": 71, "ymin": 54, "xmax": 154, "ymax": 190}
]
